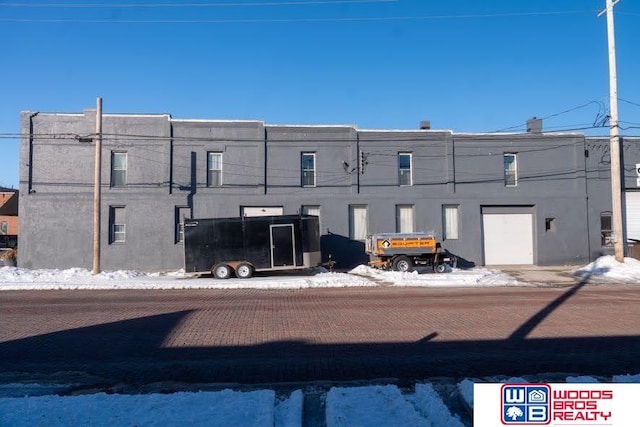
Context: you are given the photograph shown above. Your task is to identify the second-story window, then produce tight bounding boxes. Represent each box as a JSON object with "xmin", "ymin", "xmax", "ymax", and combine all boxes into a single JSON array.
[
  {"xmin": 398, "ymin": 153, "xmax": 412, "ymax": 186},
  {"xmin": 111, "ymin": 152, "xmax": 127, "ymax": 187},
  {"xmin": 504, "ymin": 153, "xmax": 517, "ymax": 187},
  {"xmin": 207, "ymin": 152, "xmax": 222, "ymax": 187},
  {"xmin": 301, "ymin": 152, "xmax": 316, "ymax": 187}
]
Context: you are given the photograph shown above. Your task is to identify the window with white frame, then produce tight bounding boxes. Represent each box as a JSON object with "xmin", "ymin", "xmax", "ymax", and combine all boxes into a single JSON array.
[
  {"xmin": 207, "ymin": 152, "xmax": 223, "ymax": 187},
  {"xmin": 396, "ymin": 205, "xmax": 414, "ymax": 233},
  {"xmin": 443, "ymin": 205, "xmax": 459, "ymax": 240},
  {"xmin": 110, "ymin": 152, "xmax": 127, "ymax": 187},
  {"xmin": 398, "ymin": 152, "xmax": 413, "ymax": 186},
  {"xmin": 301, "ymin": 152, "xmax": 316, "ymax": 187},
  {"xmin": 175, "ymin": 206, "xmax": 190, "ymax": 243},
  {"xmin": 349, "ymin": 205, "xmax": 368, "ymax": 240},
  {"xmin": 504, "ymin": 153, "xmax": 517, "ymax": 187},
  {"xmin": 109, "ymin": 206, "xmax": 126, "ymax": 243}
]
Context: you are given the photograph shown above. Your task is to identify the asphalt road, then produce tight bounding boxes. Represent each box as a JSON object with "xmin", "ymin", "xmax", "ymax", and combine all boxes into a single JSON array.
[{"xmin": 1, "ymin": 284, "xmax": 640, "ymax": 387}]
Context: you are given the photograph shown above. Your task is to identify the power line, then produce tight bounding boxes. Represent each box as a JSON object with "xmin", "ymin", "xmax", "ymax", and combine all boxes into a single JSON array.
[
  {"xmin": 0, "ymin": 10, "xmax": 597, "ymax": 24},
  {"xmin": 490, "ymin": 100, "xmax": 607, "ymax": 133},
  {"xmin": 619, "ymin": 98, "xmax": 640, "ymax": 108},
  {"xmin": 0, "ymin": 0, "xmax": 397, "ymax": 8}
]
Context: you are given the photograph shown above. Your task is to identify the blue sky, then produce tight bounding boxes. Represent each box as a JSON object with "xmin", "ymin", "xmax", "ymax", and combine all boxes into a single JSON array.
[{"xmin": 1, "ymin": 0, "xmax": 639, "ymax": 189}]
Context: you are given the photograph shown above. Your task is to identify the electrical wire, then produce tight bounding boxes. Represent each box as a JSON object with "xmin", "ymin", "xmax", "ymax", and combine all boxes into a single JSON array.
[
  {"xmin": 0, "ymin": 10, "xmax": 597, "ymax": 24},
  {"xmin": 0, "ymin": 0, "xmax": 398, "ymax": 8}
]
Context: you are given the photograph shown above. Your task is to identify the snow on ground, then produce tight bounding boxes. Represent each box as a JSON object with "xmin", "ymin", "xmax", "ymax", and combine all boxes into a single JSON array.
[
  {"xmin": 2, "ymin": 255, "xmax": 638, "ymax": 291},
  {"xmin": 573, "ymin": 255, "xmax": 640, "ymax": 283},
  {"xmin": 0, "ymin": 256, "xmax": 638, "ymax": 425},
  {"xmin": 2, "ymin": 375, "xmax": 640, "ymax": 427}
]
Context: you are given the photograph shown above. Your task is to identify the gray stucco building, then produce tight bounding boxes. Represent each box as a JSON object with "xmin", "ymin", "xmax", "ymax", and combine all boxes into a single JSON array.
[{"xmin": 18, "ymin": 109, "xmax": 640, "ymax": 271}]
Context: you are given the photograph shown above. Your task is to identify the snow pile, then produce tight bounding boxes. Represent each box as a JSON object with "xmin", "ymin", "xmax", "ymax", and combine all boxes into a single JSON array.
[
  {"xmin": 350, "ymin": 265, "xmax": 518, "ymax": 287},
  {"xmin": 573, "ymin": 256, "xmax": 640, "ymax": 283}
]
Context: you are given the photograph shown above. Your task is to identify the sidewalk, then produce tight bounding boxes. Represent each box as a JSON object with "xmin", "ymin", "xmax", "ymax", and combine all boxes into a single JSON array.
[{"xmin": 490, "ymin": 265, "xmax": 582, "ymax": 286}]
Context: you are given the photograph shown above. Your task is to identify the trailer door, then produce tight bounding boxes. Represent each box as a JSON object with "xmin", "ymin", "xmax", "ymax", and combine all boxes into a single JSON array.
[{"xmin": 270, "ymin": 224, "xmax": 295, "ymax": 267}]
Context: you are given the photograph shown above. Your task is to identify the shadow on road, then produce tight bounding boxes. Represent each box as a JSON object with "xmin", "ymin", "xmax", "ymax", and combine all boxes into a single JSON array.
[{"xmin": 2, "ymin": 268, "xmax": 636, "ymax": 385}]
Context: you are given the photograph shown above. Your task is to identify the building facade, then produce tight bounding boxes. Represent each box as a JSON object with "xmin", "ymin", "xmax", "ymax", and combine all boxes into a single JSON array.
[
  {"xmin": 18, "ymin": 109, "xmax": 640, "ymax": 271},
  {"xmin": 0, "ymin": 187, "xmax": 19, "ymax": 250}
]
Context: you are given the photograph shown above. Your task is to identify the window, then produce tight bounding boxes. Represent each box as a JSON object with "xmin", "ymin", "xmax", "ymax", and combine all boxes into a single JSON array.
[
  {"xmin": 601, "ymin": 212, "xmax": 612, "ymax": 246},
  {"xmin": 301, "ymin": 152, "xmax": 316, "ymax": 187},
  {"xmin": 109, "ymin": 206, "xmax": 126, "ymax": 243},
  {"xmin": 241, "ymin": 206, "xmax": 284, "ymax": 217},
  {"xmin": 110, "ymin": 152, "xmax": 127, "ymax": 187},
  {"xmin": 0, "ymin": 221, "xmax": 7, "ymax": 235},
  {"xmin": 504, "ymin": 153, "xmax": 517, "ymax": 187},
  {"xmin": 396, "ymin": 205, "xmax": 414, "ymax": 233},
  {"xmin": 349, "ymin": 205, "xmax": 368, "ymax": 240},
  {"xmin": 443, "ymin": 205, "xmax": 459, "ymax": 240},
  {"xmin": 398, "ymin": 153, "xmax": 412, "ymax": 186},
  {"xmin": 207, "ymin": 152, "xmax": 223, "ymax": 187},
  {"xmin": 175, "ymin": 206, "xmax": 190, "ymax": 243}
]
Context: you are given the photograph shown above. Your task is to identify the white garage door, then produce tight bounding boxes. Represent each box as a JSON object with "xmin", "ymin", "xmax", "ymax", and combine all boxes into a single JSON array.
[
  {"xmin": 241, "ymin": 206, "xmax": 284, "ymax": 217},
  {"xmin": 483, "ymin": 212, "xmax": 534, "ymax": 265},
  {"xmin": 626, "ymin": 191, "xmax": 640, "ymax": 241}
]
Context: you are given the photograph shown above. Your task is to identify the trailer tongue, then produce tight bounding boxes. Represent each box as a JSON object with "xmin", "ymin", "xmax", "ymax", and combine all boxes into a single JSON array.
[{"xmin": 365, "ymin": 232, "xmax": 456, "ymax": 273}]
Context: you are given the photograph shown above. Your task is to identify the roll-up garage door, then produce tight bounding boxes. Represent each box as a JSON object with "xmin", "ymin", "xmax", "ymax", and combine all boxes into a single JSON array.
[
  {"xmin": 626, "ymin": 191, "xmax": 640, "ymax": 241},
  {"xmin": 482, "ymin": 208, "xmax": 534, "ymax": 265}
]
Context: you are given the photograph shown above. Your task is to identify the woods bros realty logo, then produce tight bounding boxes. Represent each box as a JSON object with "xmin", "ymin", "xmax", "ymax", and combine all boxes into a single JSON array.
[
  {"xmin": 475, "ymin": 383, "xmax": 639, "ymax": 426},
  {"xmin": 501, "ymin": 384, "xmax": 611, "ymax": 424}
]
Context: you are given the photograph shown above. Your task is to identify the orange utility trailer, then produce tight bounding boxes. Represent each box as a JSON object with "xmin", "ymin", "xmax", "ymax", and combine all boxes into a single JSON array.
[{"xmin": 365, "ymin": 232, "xmax": 456, "ymax": 273}]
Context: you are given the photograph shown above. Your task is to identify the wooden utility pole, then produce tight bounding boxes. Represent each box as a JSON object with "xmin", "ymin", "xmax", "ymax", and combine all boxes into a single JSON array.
[
  {"xmin": 92, "ymin": 97, "xmax": 103, "ymax": 274},
  {"xmin": 600, "ymin": 0, "xmax": 625, "ymax": 262}
]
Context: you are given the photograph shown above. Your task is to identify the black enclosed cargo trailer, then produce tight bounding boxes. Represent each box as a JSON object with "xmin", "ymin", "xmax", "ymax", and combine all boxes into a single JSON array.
[{"xmin": 184, "ymin": 214, "xmax": 321, "ymax": 279}]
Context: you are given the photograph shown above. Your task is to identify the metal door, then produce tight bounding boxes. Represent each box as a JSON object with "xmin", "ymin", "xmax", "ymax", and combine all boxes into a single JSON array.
[{"xmin": 270, "ymin": 224, "xmax": 295, "ymax": 267}]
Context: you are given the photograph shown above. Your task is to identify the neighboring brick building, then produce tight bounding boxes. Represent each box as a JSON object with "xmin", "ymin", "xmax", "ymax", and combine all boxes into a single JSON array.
[
  {"xmin": 0, "ymin": 187, "xmax": 18, "ymax": 249},
  {"xmin": 18, "ymin": 109, "xmax": 640, "ymax": 271}
]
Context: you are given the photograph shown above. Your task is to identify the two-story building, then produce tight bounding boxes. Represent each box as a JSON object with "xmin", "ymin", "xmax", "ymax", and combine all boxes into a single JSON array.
[{"xmin": 18, "ymin": 109, "xmax": 640, "ymax": 271}]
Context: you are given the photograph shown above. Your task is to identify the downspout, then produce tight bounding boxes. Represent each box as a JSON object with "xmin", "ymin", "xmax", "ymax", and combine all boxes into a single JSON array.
[
  {"xmin": 583, "ymin": 137, "xmax": 592, "ymax": 261},
  {"xmin": 28, "ymin": 112, "xmax": 39, "ymax": 194},
  {"xmin": 356, "ymin": 133, "xmax": 360, "ymax": 194},
  {"xmin": 264, "ymin": 127, "xmax": 268, "ymax": 195},
  {"xmin": 169, "ymin": 120, "xmax": 173, "ymax": 195}
]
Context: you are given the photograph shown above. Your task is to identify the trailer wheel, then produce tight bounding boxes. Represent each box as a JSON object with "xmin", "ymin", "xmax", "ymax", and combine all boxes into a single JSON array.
[
  {"xmin": 435, "ymin": 263, "xmax": 447, "ymax": 274},
  {"xmin": 236, "ymin": 263, "xmax": 254, "ymax": 279},
  {"xmin": 392, "ymin": 255, "xmax": 413, "ymax": 272},
  {"xmin": 212, "ymin": 263, "xmax": 232, "ymax": 279}
]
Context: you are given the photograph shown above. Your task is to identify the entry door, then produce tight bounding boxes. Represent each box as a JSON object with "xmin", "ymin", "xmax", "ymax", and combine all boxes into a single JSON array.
[{"xmin": 270, "ymin": 224, "xmax": 295, "ymax": 267}]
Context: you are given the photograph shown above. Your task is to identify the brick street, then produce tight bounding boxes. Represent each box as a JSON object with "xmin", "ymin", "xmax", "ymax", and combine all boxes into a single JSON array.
[{"xmin": 1, "ymin": 284, "xmax": 640, "ymax": 386}]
